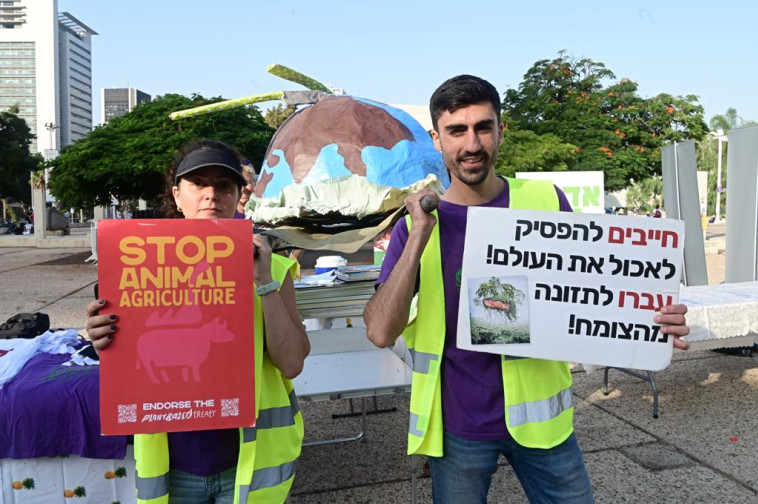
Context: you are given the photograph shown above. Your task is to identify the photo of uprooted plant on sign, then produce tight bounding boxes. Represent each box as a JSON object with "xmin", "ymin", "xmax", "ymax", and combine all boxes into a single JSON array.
[{"xmin": 468, "ymin": 276, "xmax": 531, "ymax": 345}]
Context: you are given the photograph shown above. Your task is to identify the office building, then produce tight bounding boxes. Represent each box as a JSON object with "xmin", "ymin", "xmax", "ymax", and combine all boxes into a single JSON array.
[
  {"xmin": 101, "ymin": 87, "xmax": 150, "ymax": 123},
  {"xmin": 0, "ymin": 0, "xmax": 96, "ymax": 155},
  {"xmin": 57, "ymin": 11, "xmax": 96, "ymax": 148}
]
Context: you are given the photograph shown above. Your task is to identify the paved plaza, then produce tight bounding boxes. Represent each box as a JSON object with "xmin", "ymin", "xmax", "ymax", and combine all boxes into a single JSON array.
[{"xmin": 2, "ymin": 222, "xmax": 756, "ymax": 503}]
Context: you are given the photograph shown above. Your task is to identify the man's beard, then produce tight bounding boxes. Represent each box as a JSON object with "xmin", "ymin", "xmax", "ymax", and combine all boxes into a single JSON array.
[{"xmin": 450, "ymin": 149, "xmax": 497, "ymax": 186}]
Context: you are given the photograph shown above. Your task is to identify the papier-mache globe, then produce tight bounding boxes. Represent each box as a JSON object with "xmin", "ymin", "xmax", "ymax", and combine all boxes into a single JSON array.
[{"xmin": 247, "ymin": 95, "xmax": 448, "ymax": 230}]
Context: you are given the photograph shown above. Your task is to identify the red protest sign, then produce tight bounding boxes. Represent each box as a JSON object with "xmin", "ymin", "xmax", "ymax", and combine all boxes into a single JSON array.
[{"xmin": 97, "ymin": 219, "xmax": 255, "ymax": 435}]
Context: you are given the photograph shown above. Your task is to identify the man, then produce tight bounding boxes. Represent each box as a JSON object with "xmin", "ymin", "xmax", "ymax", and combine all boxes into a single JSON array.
[
  {"xmin": 364, "ymin": 75, "xmax": 690, "ymax": 503},
  {"xmin": 234, "ymin": 159, "xmax": 257, "ymax": 219}
]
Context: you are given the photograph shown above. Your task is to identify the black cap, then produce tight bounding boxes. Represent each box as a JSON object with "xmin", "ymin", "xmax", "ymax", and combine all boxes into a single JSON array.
[{"xmin": 175, "ymin": 148, "xmax": 247, "ymax": 187}]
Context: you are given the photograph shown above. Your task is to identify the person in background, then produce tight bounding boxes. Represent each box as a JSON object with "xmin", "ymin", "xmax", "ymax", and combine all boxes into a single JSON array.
[
  {"xmin": 86, "ymin": 139, "xmax": 309, "ymax": 504},
  {"xmin": 232, "ymin": 158, "xmax": 304, "ymax": 279},
  {"xmin": 364, "ymin": 75, "xmax": 691, "ymax": 504},
  {"xmin": 234, "ymin": 159, "xmax": 257, "ymax": 219}
]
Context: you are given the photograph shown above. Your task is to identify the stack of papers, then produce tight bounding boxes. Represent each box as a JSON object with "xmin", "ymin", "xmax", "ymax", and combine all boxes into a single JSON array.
[
  {"xmin": 336, "ymin": 265, "xmax": 382, "ymax": 283},
  {"xmin": 295, "ymin": 281, "xmax": 377, "ymax": 319},
  {"xmin": 294, "ymin": 271, "xmax": 337, "ymax": 288}
]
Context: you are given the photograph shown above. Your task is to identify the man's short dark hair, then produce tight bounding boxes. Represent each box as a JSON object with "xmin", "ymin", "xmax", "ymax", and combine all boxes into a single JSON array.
[{"xmin": 429, "ymin": 75, "xmax": 502, "ymax": 131}]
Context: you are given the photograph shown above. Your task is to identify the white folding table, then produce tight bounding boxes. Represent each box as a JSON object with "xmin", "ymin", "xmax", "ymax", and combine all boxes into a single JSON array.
[
  {"xmin": 293, "ymin": 283, "xmax": 419, "ymax": 502},
  {"xmin": 293, "ymin": 327, "xmax": 412, "ymax": 444},
  {"xmin": 603, "ymin": 281, "xmax": 758, "ymax": 417}
]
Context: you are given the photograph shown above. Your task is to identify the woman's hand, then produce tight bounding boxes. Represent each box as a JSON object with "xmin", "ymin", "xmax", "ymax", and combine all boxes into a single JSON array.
[
  {"xmin": 85, "ymin": 299, "xmax": 117, "ymax": 353},
  {"xmin": 253, "ymin": 233, "xmax": 274, "ymax": 286}
]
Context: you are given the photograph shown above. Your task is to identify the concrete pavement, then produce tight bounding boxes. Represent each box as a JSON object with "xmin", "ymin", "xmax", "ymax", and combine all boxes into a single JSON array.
[
  {"xmin": 1, "ymin": 226, "xmax": 755, "ymax": 503},
  {"xmin": 0, "ymin": 223, "xmax": 91, "ymax": 249}
]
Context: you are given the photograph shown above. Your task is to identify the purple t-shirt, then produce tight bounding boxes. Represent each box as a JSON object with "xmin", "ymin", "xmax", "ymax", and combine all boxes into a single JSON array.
[
  {"xmin": 167, "ymin": 429, "xmax": 239, "ymax": 476},
  {"xmin": 376, "ymin": 179, "xmax": 572, "ymax": 441}
]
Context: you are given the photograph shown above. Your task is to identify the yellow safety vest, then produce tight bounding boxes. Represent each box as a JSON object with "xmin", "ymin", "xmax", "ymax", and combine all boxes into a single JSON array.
[
  {"xmin": 134, "ymin": 254, "xmax": 304, "ymax": 504},
  {"xmin": 405, "ymin": 177, "xmax": 574, "ymax": 456}
]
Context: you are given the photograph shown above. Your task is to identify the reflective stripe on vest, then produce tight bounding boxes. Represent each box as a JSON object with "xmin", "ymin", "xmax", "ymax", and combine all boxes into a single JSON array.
[
  {"xmin": 408, "ymin": 348, "xmax": 439, "ymax": 374},
  {"xmin": 239, "ymin": 459, "xmax": 298, "ymax": 503},
  {"xmin": 408, "ymin": 413, "xmax": 425, "ymax": 437},
  {"xmin": 508, "ymin": 387, "xmax": 572, "ymax": 427},
  {"xmin": 136, "ymin": 471, "xmax": 168, "ymax": 501},
  {"xmin": 242, "ymin": 389, "xmax": 300, "ymax": 442}
]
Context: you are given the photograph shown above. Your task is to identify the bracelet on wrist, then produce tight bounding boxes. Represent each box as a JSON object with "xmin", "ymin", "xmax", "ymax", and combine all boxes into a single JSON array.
[{"xmin": 256, "ymin": 280, "xmax": 280, "ymax": 297}]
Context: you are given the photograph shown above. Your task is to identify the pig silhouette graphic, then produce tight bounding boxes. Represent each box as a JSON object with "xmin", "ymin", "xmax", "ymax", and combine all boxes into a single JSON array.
[{"xmin": 136, "ymin": 317, "xmax": 235, "ymax": 384}]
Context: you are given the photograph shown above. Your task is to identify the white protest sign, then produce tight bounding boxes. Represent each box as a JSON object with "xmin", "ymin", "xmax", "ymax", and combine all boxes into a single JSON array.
[{"xmin": 457, "ymin": 208, "xmax": 685, "ymax": 371}]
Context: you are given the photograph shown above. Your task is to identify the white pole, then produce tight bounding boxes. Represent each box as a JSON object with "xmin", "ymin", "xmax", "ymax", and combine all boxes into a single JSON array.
[{"xmin": 715, "ymin": 137, "xmax": 723, "ymax": 223}]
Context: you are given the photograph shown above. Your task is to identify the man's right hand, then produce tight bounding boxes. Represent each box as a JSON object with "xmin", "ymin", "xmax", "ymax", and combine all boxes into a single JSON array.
[{"xmin": 405, "ymin": 189, "xmax": 438, "ymax": 239}]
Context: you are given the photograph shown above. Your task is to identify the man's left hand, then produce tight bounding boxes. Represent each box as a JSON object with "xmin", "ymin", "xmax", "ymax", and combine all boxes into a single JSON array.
[{"xmin": 655, "ymin": 303, "xmax": 690, "ymax": 350}]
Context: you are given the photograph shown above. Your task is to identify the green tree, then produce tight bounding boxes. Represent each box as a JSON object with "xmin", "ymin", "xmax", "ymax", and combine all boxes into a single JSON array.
[
  {"xmin": 495, "ymin": 127, "xmax": 579, "ymax": 177},
  {"xmin": 0, "ymin": 105, "xmax": 42, "ymax": 206},
  {"xmin": 48, "ymin": 94, "xmax": 274, "ymax": 209},
  {"xmin": 709, "ymin": 107, "xmax": 743, "ymax": 131},
  {"xmin": 473, "ymin": 277, "xmax": 525, "ymax": 323},
  {"xmin": 701, "ymin": 108, "xmax": 756, "ymax": 217},
  {"xmin": 264, "ymin": 103, "xmax": 297, "ymax": 129},
  {"xmin": 502, "ymin": 51, "xmax": 708, "ymax": 191},
  {"xmin": 625, "ymin": 176, "xmax": 663, "ymax": 215}
]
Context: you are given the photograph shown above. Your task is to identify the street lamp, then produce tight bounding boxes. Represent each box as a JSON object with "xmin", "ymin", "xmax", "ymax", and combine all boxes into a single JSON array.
[
  {"xmin": 43, "ymin": 122, "xmax": 60, "ymax": 162},
  {"xmin": 709, "ymin": 129, "xmax": 728, "ymax": 223}
]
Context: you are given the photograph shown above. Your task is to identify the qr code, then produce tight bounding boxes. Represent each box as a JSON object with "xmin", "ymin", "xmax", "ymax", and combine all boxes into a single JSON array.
[
  {"xmin": 118, "ymin": 404, "xmax": 137, "ymax": 423},
  {"xmin": 221, "ymin": 398, "xmax": 239, "ymax": 417}
]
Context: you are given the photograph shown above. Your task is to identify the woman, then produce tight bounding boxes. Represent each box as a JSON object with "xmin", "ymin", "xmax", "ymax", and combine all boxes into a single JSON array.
[{"xmin": 86, "ymin": 139, "xmax": 310, "ymax": 504}]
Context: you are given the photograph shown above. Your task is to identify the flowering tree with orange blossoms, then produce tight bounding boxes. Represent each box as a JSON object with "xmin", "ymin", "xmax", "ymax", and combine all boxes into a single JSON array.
[{"xmin": 501, "ymin": 51, "xmax": 708, "ymax": 191}]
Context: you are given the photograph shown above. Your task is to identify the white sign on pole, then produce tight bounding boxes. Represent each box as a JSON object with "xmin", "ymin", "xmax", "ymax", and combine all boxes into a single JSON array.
[
  {"xmin": 457, "ymin": 208, "xmax": 685, "ymax": 371},
  {"xmin": 516, "ymin": 171, "xmax": 605, "ymax": 214}
]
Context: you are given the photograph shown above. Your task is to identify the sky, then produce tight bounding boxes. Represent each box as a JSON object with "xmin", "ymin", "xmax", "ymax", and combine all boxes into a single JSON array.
[{"xmin": 58, "ymin": 0, "xmax": 758, "ymax": 128}]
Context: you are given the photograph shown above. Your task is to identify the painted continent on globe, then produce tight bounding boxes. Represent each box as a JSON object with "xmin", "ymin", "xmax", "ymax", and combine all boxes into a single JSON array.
[{"xmin": 254, "ymin": 95, "xmax": 449, "ymax": 199}]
